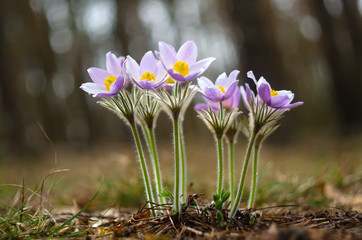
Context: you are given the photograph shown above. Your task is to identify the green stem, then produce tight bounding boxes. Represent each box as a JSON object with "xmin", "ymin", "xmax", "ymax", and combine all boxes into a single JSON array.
[
  {"xmin": 216, "ymin": 137, "xmax": 223, "ymax": 196},
  {"xmin": 228, "ymin": 140, "xmax": 235, "ymax": 206},
  {"xmin": 148, "ymin": 127, "xmax": 165, "ymax": 204},
  {"xmin": 228, "ymin": 131, "xmax": 257, "ymax": 218},
  {"xmin": 248, "ymin": 145, "xmax": 260, "ymax": 209},
  {"xmin": 142, "ymin": 123, "xmax": 151, "ymax": 148},
  {"xmin": 130, "ymin": 123, "xmax": 155, "ymax": 217},
  {"xmin": 179, "ymin": 121, "xmax": 187, "ymax": 203},
  {"xmin": 173, "ymin": 118, "xmax": 181, "ymax": 214}
]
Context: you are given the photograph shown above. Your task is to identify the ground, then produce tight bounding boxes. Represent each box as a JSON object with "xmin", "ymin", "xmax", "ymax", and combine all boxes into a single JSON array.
[{"xmin": 0, "ymin": 135, "xmax": 361, "ymax": 239}]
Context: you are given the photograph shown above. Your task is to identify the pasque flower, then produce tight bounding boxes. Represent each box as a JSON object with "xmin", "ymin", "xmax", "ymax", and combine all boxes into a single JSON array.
[
  {"xmin": 247, "ymin": 71, "xmax": 303, "ymax": 109},
  {"xmin": 197, "ymin": 70, "xmax": 239, "ymax": 102},
  {"xmin": 229, "ymin": 70, "xmax": 303, "ymax": 218},
  {"xmin": 195, "ymin": 86, "xmax": 241, "ymax": 113},
  {"xmin": 81, "ymin": 52, "xmax": 126, "ymax": 97},
  {"xmin": 158, "ymin": 41, "xmax": 215, "ymax": 82},
  {"xmin": 126, "ymin": 51, "xmax": 167, "ymax": 90}
]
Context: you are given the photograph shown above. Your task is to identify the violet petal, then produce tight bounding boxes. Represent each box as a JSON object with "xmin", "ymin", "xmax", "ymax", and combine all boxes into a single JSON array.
[
  {"xmin": 189, "ymin": 57, "xmax": 216, "ymax": 76},
  {"xmin": 159, "ymin": 41, "xmax": 177, "ymax": 69},
  {"xmin": 140, "ymin": 51, "xmax": 158, "ymax": 73},
  {"xmin": 87, "ymin": 67, "xmax": 109, "ymax": 84},
  {"xmin": 125, "ymin": 56, "xmax": 141, "ymax": 81},
  {"xmin": 258, "ymin": 82, "xmax": 272, "ymax": 105},
  {"xmin": 176, "ymin": 41, "xmax": 197, "ymax": 64},
  {"xmin": 106, "ymin": 52, "xmax": 122, "ymax": 76}
]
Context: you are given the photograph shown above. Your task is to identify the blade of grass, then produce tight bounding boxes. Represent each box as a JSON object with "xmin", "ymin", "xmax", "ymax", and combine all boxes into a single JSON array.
[
  {"xmin": 0, "ymin": 201, "xmax": 35, "ymax": 224},
  {"xmin": 49, "ymin": 191, "xmax": 98, "ymax": 237}
]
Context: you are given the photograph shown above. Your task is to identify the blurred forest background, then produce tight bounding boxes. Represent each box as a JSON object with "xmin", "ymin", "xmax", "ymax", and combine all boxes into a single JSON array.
[{"xmin": 0, "ymin": 0, "xmax": 362, "ymax": 155}]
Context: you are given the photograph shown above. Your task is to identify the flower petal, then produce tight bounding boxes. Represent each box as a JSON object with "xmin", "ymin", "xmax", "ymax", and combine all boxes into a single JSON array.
[
  {"xmin": 215, "ymin": 72, "xmax": 228, "ymax": 87},
  {"xmin": 106, "ymin": 52, "xmax": 122, "ymax": 76},
  {"xmin": 225, "ymin": 70, "xmax": 240, "ymax": 88},
  {"xmin": 270, "ymin": 94, "xmax": 293, "ymax": 108},
  {"xmin": 189, "ymin": 57, "xmax": 215, "ymax": 77},
  {"xmin": 140, "ymin": 51, "xmax": 158, "ymax": 73},
  {"xmin": 138, "ymin": 80, "xmax": 158, "ymax": 89},
  {"xmin": 194, "ymin": 103, "xmax": 208, "ymax": 111},
  {"xmin": 159, "ymin": 41, "xmax": 177, "ymax": 70},
  {"xmin": 240, "ymin": 86, "xmax": 250, "ymax": 109},
  {"xmin": 125, "ymin": 56, "xmax": 141, "ymax": 81},
  {"xmin": 110, "ymin": 76, "xmax": 124, "ymax": 94},
  {"xmin": 96, "ymin": 91, "xmax": 119, "ymax": 98},
  {"xmin": 118, "ymin": 56, "xmax": 125, "ymax": 66},
  {"xmin": 279, "ymin": 101, "xmax": 304, "ymax": 109},
  {"xmin": 203, "ymin": 87, "xmax": 224, "ymax": 101},
  {"xmin": 155, "ymin": 61, "xmax": 167, "ymax": 83},
  {"xmin": 80, "ymin": 82, "xmax": 106, "ymax": 97},
  {"xmin": 247, "ymin": 70, "xmax": 258, "ymax": 85},
  {"xmin": 224, "ymin": 85, "xmax": 241, "ymax": 109},
  {"xmin": 197, "ymin": 76, "xmax": 214, "ymax": 92},
  {"xmin": 87, "ymin": 67, "xmax": 109, "ymax": 84},
  {"xmin": 176, "ymin": 41, "xmax": 197, "ymax": 64},
  {"xmin": 245, "ymin": 83, "xmax": 255, "ymax": 101},
  {"xmin": 167, "ymin": 69, "xmax": 186, "ymax": 82},
  {"xmin": 258, "ymin": 82, "xmax": 272, "ymax": 105},
  {"xmin": 222, "ymin": 81, "xmax": 238, "ymax": 100}
]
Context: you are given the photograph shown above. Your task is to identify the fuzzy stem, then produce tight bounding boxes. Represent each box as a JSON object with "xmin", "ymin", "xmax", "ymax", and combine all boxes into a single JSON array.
[
  {"xmin": 248, "ymin": 145, "xmax": 260, "ymax": 209},
  {"xmin": 142, "ymin": 123, "xmax": 151, "ymax": 148},
  {"xmin": 216, "ymin": 137, "xmax": 223, "ymax": 196},
  {"xmin": 228, "ymin": 140, "xmax": 235, "ymax": 206},
  {"xmin": 148, "ymin": 126, "xmax": 165, "ymax": 204},
  {"xmin": 130, "ymin": 123, "xmax": 155, "ymax": 217},
  {"xmin": 141, "ymin": 123, "xmax": 165, "ymax": 205},
  {"xmin": 179, "ymin": 121, "xmax": 187, "ymax": 203},
  {"xmin": 173, "ymin": 117, "xmax": 181, "ymax": 214},
  {"xmin": 228, "ymin": 131, "xmax": 257, "ymax": 218}
]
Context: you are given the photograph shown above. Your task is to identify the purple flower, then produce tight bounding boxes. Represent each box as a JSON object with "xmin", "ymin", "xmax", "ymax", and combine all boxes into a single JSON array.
[
  {"xmin": 126, "ymin": 51, "xmax": 167, "ymax": 90},
  {"xmin": 240, "ymin": 83, "xmax": 256, "ymax": 110},
  {"xmin": 158, "ymin": 41, "xmax": 215, "ymax": 82},
  {"xmin": 197, "ymin": 70, "xmax": 239, "ymax": 102},
  {"xmin": 247, "ymin": 71, "xmax": 303, "ymax": 109},
  {"xmin": 195, "ymin": 87, "xmax": 241, "ymax": 113},
  {"xmin": 223, "ymin": 85, "xmax": 241, "ymax": 110},
  {"xmin": 81, "ymin": 52, "xmax": 126, "ymax": 97}
]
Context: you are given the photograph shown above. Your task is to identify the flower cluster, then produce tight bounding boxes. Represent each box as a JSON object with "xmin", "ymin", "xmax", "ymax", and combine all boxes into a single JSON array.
[{"xmin": 81, "ymin": 40, "xmax": 303, "ymax": 219}]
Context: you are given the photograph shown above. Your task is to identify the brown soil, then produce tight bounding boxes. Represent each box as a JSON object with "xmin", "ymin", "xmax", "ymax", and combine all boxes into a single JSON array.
[{"xmin": 51, "ymin": 199, "xmax": 361, "ymax": 239}]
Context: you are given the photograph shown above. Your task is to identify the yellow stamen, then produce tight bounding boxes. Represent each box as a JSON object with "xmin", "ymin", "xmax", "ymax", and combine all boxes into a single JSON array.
[
  {"xmin": 103, "ymin": 75, "xmax": 117, "ymax": 92},
  {"xmin": 166, "ymin": 77, "xmax": 175, "ymax": 84},
  {"xmin": 140, "ymin": 72, "xmax": 156, "ymax": 82},
  {"xmin": 270, "ymin": 89, "xmax": 279, "ymax": 96},
  {"xmin": 173, "ymin": 61, "xmax": 189, "ymax": 77},
  {"xmin": 217, "ymin": 85, "xmax": 226, "ymax": 94}
]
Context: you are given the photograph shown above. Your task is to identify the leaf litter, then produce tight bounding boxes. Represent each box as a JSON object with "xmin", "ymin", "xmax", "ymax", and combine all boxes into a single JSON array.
[{"xmin": 46, "ymin": 194, "xmax": 361, "ymax": 239}]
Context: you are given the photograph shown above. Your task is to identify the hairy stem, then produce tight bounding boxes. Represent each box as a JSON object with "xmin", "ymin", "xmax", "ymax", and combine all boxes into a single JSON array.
[
  {"xmin": 173, "ymin": 118, "xmax": 181, "ymax": 214},
  {"xmin": 228, "ymin": 131, "xmax": 257, "ymax": 218},
  {"xmin": 130, "ymin": 123, "xmax": 155, "ymax": 217},
  {"xmin": 248, "ymin": 145, "xmax": 260, "ymax": 209},
  {"xmin": 141, "ymin": 123, "xmax": 164, "ymax": 205},
  {"xmin": 228, "ymin": 140, "xmax": 235, "ymax": 206},
  {"xmin": 179, "ymin": 121, "xmax": 187, "ymax": 203},
  {"xmin": 216, "ymin": 137, "xmax": 223, "ymax": 196},
  {"xmin": 149, "ymin": 127, "xmax": 164, "ymax": 204}
]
